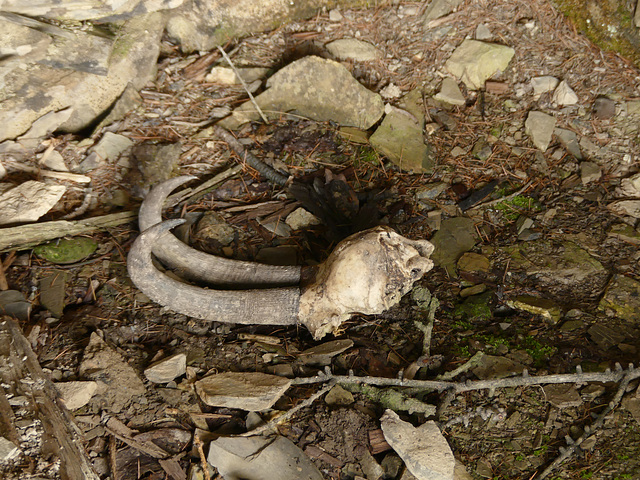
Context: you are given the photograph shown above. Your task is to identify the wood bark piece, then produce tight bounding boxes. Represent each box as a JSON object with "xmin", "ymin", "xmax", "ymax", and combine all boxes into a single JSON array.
[
  {"xmin": 0, "ymin": 316, "xmax": 100, "ymax": 480},
  {"xmin": 0, "ymin": 211, "xmax": 136, "ymax": 253}
]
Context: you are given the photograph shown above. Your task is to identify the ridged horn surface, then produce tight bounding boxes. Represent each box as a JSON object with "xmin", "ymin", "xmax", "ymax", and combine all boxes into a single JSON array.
[
  {"xmin": 127, "ymin": 219, "xmax": 300, "ymax": 325},
  {"xmin": 138, "ymin": 176, "xmax": 302, "ymax": 287}
]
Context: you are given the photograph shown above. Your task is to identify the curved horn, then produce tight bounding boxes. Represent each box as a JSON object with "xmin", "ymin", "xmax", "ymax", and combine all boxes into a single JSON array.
[
  {"xmin": 128, "ymin": 219, "xmax": 300, "ymax": 325},
  {"xmin": 139, "ymin": 176, "xmax": 302, "ymax": 287}
]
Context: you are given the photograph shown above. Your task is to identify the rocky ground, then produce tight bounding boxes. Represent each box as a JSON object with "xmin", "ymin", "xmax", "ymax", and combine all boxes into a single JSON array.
[{"xmin": 1, "ymin": 0, "xmax": 640, "ymax": 479}]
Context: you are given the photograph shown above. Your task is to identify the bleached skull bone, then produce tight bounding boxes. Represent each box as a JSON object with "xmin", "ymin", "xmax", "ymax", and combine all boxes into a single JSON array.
[
  {"xmin": 299, "ymin": 227, "xmax": 434, "ymax": 338},
  {"xmin": 127, "ymin": 177, "xmax": 435, "ymax": 339}
]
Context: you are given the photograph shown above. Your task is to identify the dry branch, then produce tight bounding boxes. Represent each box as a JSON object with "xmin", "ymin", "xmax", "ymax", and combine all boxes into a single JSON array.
[{"xmin": 0, "ymin": 316, "xmax": 100, "ymax": 480}]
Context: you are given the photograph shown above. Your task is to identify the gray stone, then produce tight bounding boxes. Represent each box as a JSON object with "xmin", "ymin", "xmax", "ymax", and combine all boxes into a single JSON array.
[
  {"xmin": 92, "ymin": 132, "xmax": 134, "ymax": 161},
  {"xmin": 55, "ymin": 381, "xmax": 98, "ymax": 410},
  {"xmin": 423, "ymin": 0, "xmax": 463, "ymax": 22},
  {"xmin": 434, "ymin": 77, "xmax": 465, "ymax": 106},
  {"xmin": 616, "ymin": 172, "xmax": 640, "ymax": 197},
  {"xmin": 329, "ymin": 9, "xmax": 343, "ymax": 22},
  {"xmin": 133, "ymin": 142, "xmax": 182, "ymax": 186},
  {"xmin": 17, "ymin": 108, "xmax": 73, "ymax": 148},
  {"xmin": 205, "ymin": 66, "xmax": 269, "ymax": 85},
  {"xmin": 500, "ymin": 240, "xmax": 608, "ymax": 298},
  {"xmin": 220, "ymin": 56, "xmax": 384, "ymax": 130},
  {"xmin": 543, "ymin": 384, "xmax": 582, "ymax": 408},
  {"xmin": 207, "ymin": 435, "xmax": 323, "ymax": 480},
  {"xmin": 325, "ymin": 38, "xmax": 382, "ymax": 61},
  {"xmin": 474, "ymin": 24, "xmax": 492, "ymax": 40},
  {"xmin": 38, "ymin": 271, "xmax": 68, "ymax": 318},
  {"xmin": 40, "ymin": 150, "xmax": 68, "ymax": 172},
  {"xmin": 285, "ymin": 208, "xmax": 321, "ymax": 230},
  {"xmin": 587, "ymin": 324, "xmax": 626, "ymax": 350},
  {"xmin": 0, "ymin": 436, "xmax": 20, "ymax": 462},
  {"xmin": 593, "ymin": 96, "xmax": 616, "ymax": 119},
  {"xmin": 3, "ymin": 0, "xmax": 185, "ymax": 21},
  {"xmin": 193, "ymin": 212, "xmax": 236, "ymax": 247},
  {"xmin": 381, "ymin": 410, "xmax": 455, "ymax": 480},
  {"xmin": 608, "ymin": 200, "xmax": 640, "ymax": 218},
  {"xmin": 472, "ymin": 354, "xmax": 526, "ymax": 379},
  {"xmin": 416, "ymin": 183, "xmax": 448, "ymax": 201},
  {"xmin": 457, "ymin": 252, "xmax": 490, "ymax": 273},
  {"xmin": 195, "ymin": 372, "xmax": 291, "ymax": 411},
  {"xmin": 79, "ymin": 333, "xmax": 146, "ymax": 413},
  {"xmin": 369, "ymin": 107, "xmax": 434, "ymax": 173},
  {"xmin": 0, "ymin": 12, "xmax": 164, "ymax": 142},
  {"xmin": 0, "ymin": 180, "xmax": 66, "ymax": 225},
  {"xmin": 361, "ymin": 450, "xmax": 386, "ymax": 480},
  {"xmin": 552, "ymin": 80, "xmax": 578, "ymax": 106},
  {"xmin": 430, "ymin": 217, "xmax": 477, "ymax": 275},
  {"xmin": 325, "ymin": 385, "xmax": 354, "ymax": 406},
  {"xmin": 444, "ymin": 40, "xmax": 515, "ymax": 90},
  {"xmin": 144, "ymin": 353, "xmax": 187, "ymax": 384},
  {"xmin": 525, "ymin": 111, "xmax": 556, "ymax": 151},
  {"xmin": 555, "ymin": 128, "xmax": 583, "ymax": 159},
  {"xmin": 599, "ymin": 275, "xmax": 640, "ymax": 322},
  {"xmin": 580, "ymin": 161, "xmax": 601, "ymax": 184},
  {"xmin": 531, "ymin": 76, "xmax": 559, "ymax": 96},
  {"xmin": 297, "ymin": 339, "xmax": 354, "ymax": 366}
]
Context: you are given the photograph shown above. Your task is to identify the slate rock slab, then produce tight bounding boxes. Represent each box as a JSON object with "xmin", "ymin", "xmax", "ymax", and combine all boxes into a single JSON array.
[
  {"xmin": 444, "ymin": 39, "xmax": 515, "ymax": 90},
  {"xmin": 599, "ymin": 275, "xmax": 640, "ymax": 322},
  {"xmin": 525, "ymin": 111, "xmax": 556, "ymax": 151},
  {"xmin": 0, "ymin": 181, "xmax": 66, "ymax": 225},
  {"xmin": 219, "ymin": 56, "xmax": 384, "ymax": 130},
  {"xmin": 381, "ymin": 410, "xmax": 455, "ymax": 480},
  {"xmin": 429, "ymin": 217, "xmax": 477, "ymax": 275},
  {"xmin": 500, "ymin": 240, "xmax": 609, "ymax": 299},
  {"xmin": 369, "ymin": 107, "xmax": 434, "ymax": 173},
  {"xmin": 195, "ymin": 372, "xmax": 291, "ymax": 411}
]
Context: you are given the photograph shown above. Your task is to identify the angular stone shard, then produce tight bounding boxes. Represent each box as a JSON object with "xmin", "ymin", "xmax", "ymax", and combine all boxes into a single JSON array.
[
  {"xmin": 219, "ymin": 56, "xmax": 384, "ymax": 130},
  {"xmin": 445, "ymin": 40, "xmax": 515, "ymax": 90}
]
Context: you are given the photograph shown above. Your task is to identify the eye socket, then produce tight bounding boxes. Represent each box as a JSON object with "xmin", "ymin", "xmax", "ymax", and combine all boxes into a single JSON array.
[{"xmin": 411, "ymin": 267, "xmax": 423, "ymax": 278}]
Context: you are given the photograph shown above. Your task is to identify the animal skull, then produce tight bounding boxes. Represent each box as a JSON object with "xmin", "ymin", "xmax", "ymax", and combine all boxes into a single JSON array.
[{"xmin": 127, "ymin": 178, "xmax": 434, "ymax": 339}]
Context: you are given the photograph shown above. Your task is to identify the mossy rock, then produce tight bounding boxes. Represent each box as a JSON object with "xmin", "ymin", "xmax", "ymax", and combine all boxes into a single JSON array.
[
  {"xmin": 34, "ymin": 237, "xmax": 98, "ymax": 264},
  {"xmin": 552, "ymin": 0, "xmax": 640, "ymax": 68}
]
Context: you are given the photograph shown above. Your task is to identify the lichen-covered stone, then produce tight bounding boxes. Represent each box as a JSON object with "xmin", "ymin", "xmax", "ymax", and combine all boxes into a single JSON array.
[{"xmin": 599, "ymin": 275, "xmax": 640, "ymax": 322}]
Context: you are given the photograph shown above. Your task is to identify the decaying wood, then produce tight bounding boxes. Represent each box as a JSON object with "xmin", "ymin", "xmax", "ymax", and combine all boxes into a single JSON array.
[
  {"xmin": 0, "ymin": 165, "xmax": 243, "ymax": 253},
  {"xmin": 0, "ymin": 211, "xmax": 137, "ymax": 253},
  {"xmin": 0, "ymin": 316, "xmax": 100, "ymax": 480}
]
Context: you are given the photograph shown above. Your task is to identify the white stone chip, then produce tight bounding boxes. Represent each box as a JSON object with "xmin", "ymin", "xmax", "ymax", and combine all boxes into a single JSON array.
[
  {"xmin": 55, "ymin": 381, "xmax": 98, "ymax": 410},
  {"xmin": 0, "ymin": 436, "xmax": 21, "ymax": 462},
  {"xmin": 530, "ymin": 76, "xmax": 559, "ymax": 96},
  {"xmin": 381, "ymin": 409, "xmax": 455, "ymax": 480},
  {"xmin": 524, "ymin": 111, "xmax": 556, "ymax": 151},
  {"xmin": 326, "ymin": 38, "xmax": 382, "ymax": 62},
  {"xmin": 444, "ymin": 40, "xmax": 515, "ymax": 90},
  {"xmin": 144, "ymin": 353, "xmax": 187, "ymax": 384},
  {"xmin": 0, "ymin": 180, "xmax": 66, "ymax": 225},
  {"xmin": 552, "ymin": 80, "xmax": 578, "ymax": 106},
  {"xmin": 195, "ymin": 372, "xmax": 291, "ymax": 411},
  {"xmin": 285, "ymin": 207, "xmax": 321, "ymax": 230},
  {"xmin": 434, "ymin": 77, "xmax": 465, "ymax": 106}
]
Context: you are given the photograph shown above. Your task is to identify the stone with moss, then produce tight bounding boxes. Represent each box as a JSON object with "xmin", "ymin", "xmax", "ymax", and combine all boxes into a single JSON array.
[
  {"xmin": 599, "ymin": 275, "xmax": 640, "ymax": 322},
  {"xmin": 34, "ymin": 237, "xmax": 98, "ymax": 264}
]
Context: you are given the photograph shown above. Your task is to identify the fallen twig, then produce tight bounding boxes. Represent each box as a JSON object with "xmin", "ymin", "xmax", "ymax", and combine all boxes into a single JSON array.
[
  {"xmin": 4, "ymin": 160, "xmax": 92, "ymax": 183},
  {"xmin": 538, "ymin": 364, "xmax": 639, "ymax": 479},
  {"xmin": 217, "ymin": 46, "xmax": 268, "ymax": 124},
  {"xmin": 291, "ymin": 363, "xmax": 639, "ymax": 396},
  {"xmin": 239, "ymin": 381, "xmax": 335, "ymax": 437}
]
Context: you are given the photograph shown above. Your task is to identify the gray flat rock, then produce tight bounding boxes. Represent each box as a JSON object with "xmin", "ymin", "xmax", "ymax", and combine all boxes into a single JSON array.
[
  {"xmin": 144, "ymin": 353, "xmax": 187, "ymax": 384},
  {"xmin": 219, "ymin": 56, "xmax": 384, "ymax": 130},
  {"xmin": 381, "ymin": 410, "xmax": 455, "ymax": 480},
  {"xmin": 369, "ymin": 107, "xmax": 434, "ymax": 173},
  {"xmin": 55, "ymin": 381, "xmax": 98, "ymax": 410},
  {"xmin": 444, "ymin": 40, "xmax": 515, "ymax": 90},
  {"xmin": 525, "ymin": 111, "xmax": 556, "ymax": 151},
  {"xmin": 599, "ymin": 275, "xmax": 640, "ymax": 322},
  {"xmin": 552, "ymin": 80, "xmax": 578, "ymax": 106},
  {"xmin": 207, "ymin": 435, "xmax": 323, "ymax": 480},
  {"xmin": 326, "ymin": 38, "xmax": 382, "ymax": 61},
  {"xmin": 195, "ymin": 372, "xmax": 291, "ymax": 411},
  {"xmin": 429, "ymin": 217, "xmax": 477, "ymax": 275},
  {"xmin": 555, "ymin": 128, "xmax": 583, "ymax": 159},
  {"xmin": 434, "ymin": 77, "xmax": 466, "ymax": 106},
  {"xmin": 0, "ymin": 180, "xmax": 66, "ymax": 225},
  {"xmin": 531, "ymin": 76, "xmax": 559, "ymax": 96}
]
